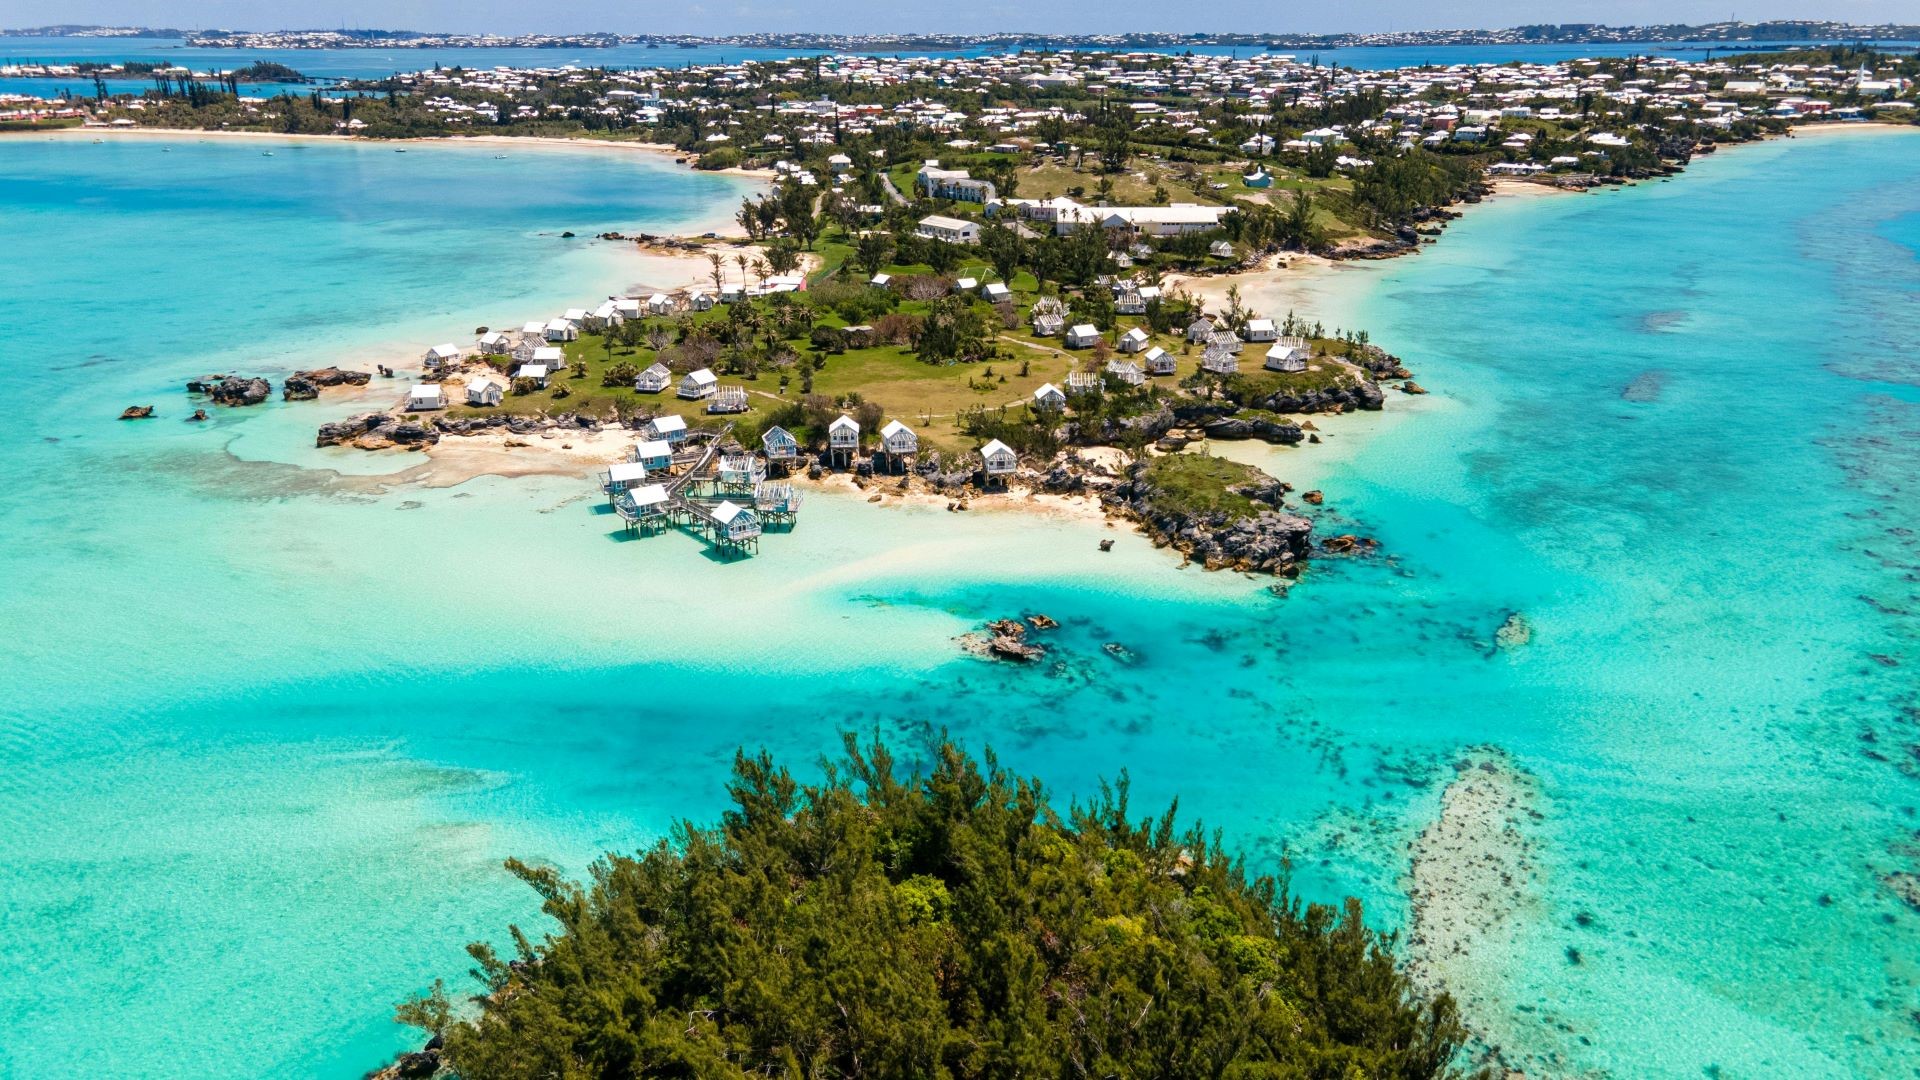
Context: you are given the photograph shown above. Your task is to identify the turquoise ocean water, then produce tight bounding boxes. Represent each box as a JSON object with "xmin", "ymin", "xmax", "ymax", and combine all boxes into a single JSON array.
[{"xmin": 1, "ymin": 130, "xmax": 1917, "ymax": 1077}]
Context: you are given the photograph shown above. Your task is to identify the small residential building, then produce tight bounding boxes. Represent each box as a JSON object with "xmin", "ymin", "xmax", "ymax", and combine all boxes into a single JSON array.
[
  {"xmin": 630, "ymin": 439, "xmax": 672, "ymax": 472},
  {"xmin": 543, "ymin": 318, "xmax": 577, "ymax": 342},
  {"xmin": 879, "ymin": 419, "xmax": 919, "ymax": 456},
  {"xmin": 1186, "ymin": 316, "xmax": 1215, "ymax": 343},
  {"xmin": 465, "ymin": 375, "xmax": 505, "ymax": 406},
  {"xmin": 955, "ymin": 276, "xmax": 979, "ymax": 293},
  {"xmin": 517, "ymin": 364, "xmax": 550, "ymax": 388},
  {"xmin": 1142, "ymin": 346, "xmax": 1175, "ymax": 375},
  {"xmin": 1244, "ymin": 318, "xmax": 1278, "ymax": 342},
  {"xmin": 406, "ymin": 383, "xmax": 445, "ymax": 411},
  {"xmin": 622, "ymin": 482, "xmax": 669, "ymax": 521},
  {"xmin": 827, "ymin": 414, "xmax": 861, "ymax": 453},
  {"xmin": 678, "ymin": 368, "xmax": 718, "ymax": 399},
  {"xmin": 1209, "ymin": 240, "xmax": 1236, "ymax": 259},
  {"xmin": 979, "ymin": 438, "xmax": 1017, "ymax": 477},
  {"xmin": 634, "ymin": 362, "xmax": 672, "ymax": 393},
  {"xmin": 761, "ymin": 425, "xmax": 799, "ymax": 463},
  {"xmin": 686, "ymin": 291, "xmax": 715, "ymax": 312},
  {"xmin": 646, "ymin": 293, "xmax": 675, "ymax": 316},
  {"xmin": 1064, "ymin": 324, "xmax": 1102, "ymax": 349},
  {"xmin": 647, "ymin": 413, "xmax": 688, "ymax": 444},
  {"xmin": 1117, "ymin": 327, "xmax": 1150, "ymax": 354},
  {"xmin": 708, "ymin": 386, "xmax": 749, "ymax": 414},
  {"xmin": 530, "ymin": 345, "xmax": 566, "ymax": 371},
  {"xmin": 422, "ymin": 343, "xmax": 461, "ymax": 371},
  {"xmin": 718, "ymin": 453, "xmax": 766, "ymax": 486},
  {"xmin": 477, "ymin": 331, "xmax": 510, "ymax": 356},
  {"xmin": 915, "ymin": 214, "xmax": 981, "ymax": 244},
  {"xmin": 1032, "ymin": 311, "xmax": 1065, "ymax": 337},
  {"xmin": 710, "ymin": 500, "xmax": 761, "ymax": 543},
  {"xmin": 1032, "ymin": 382, "xmax": 1067, "ymax": 411},
  {"xmin": 1201, "ymin": 344, "xmax": 1240, "ymax": 375},
  {"xmin": 981, "ymin": 281, "xmax": 1012, "ymax": 304},
  {"xmin": 869, "ymin": 271, "xmax": 892, "ymax": 289},
  {"xmin": 1066, "ymin": 371, "xmax": 1101, "ymax": 394},
  {"xmin": 1263, "ymin": 336, "xmax": 1312, "ymax": 373},
  {"xmin": 1104, "ymin": 359, "xmax": 1146, "ymax": 387},
  {"xmin": 1115, "ymin": 289, "xmax": 1145, "ymax": 315},
  {"xmin": 604, "ymin": 460, "xmax": 651, "ymax": 492}
]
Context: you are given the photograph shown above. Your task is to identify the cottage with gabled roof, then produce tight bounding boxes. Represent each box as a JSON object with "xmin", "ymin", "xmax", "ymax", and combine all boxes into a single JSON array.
[
  {"xmin": 1032, "ymin": 382, "xmax": 1067, "ymax": 411},
  {"xmin": 979, "ymin": 439, "xmax": 1017, "ymax": 478},
  {"xmin": 678, "ymin": 368, "xmax": 718, "ymax": 399},
  {"xmin": 1064, "ymin": 324, "xmax": 1101, "ymax": 349},
  {"xmin": 423, "ymin": 343, "xmax": 461, "ymax": 372},
  {"xmin": 646, "ymin": 413, "xmax": 688, "ymax": 444},
  {"xmin": 1117, "ymin": 327, "xmax": 1150, "ymax": 353},
  {"xmin": 407, "ymin": 383, "xmax": 445, "ymax": 411},
  {"xmin": 1243, "ymin": 318, "xmax": 1278, "ymax": 342},
  {"xmin": 634, "ymin": 362, "xmax": 672, "ymax": 393},
  {"xmin": 761, "ymin": 425, "xmax": 799, "ymax": 463},
  {"xmin": 1264, "ymin": 337, "xmax": 1312, "ymax": 373},
  {"xmin": 465, "ymin": 374, "xmax": 505, "ymax": 407},
  {"xmin": 1142, "ymin": 346, "xmax": 1175, "ymax": 375}
]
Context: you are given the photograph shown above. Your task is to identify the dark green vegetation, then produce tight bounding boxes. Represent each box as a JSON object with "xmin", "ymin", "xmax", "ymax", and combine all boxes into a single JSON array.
[
  {"xmin": 1135, "ymin": 454, "xmax": 1273, "ymax": 521},
  {"xmin": 400, "ymin": 739, "xmax": 1476, "ymax": 1079}
]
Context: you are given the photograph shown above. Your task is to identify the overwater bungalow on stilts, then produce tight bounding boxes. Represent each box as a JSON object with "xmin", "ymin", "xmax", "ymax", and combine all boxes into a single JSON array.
[
  {"xmin": 613, "ymin": 482, "xmax": 671, "ymax": 535},
  {"xmin": 753, "ymin": 481, "xmax": 803, "ymax": 527}
]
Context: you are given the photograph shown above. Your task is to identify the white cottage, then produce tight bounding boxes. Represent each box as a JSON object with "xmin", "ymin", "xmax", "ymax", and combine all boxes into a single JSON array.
[
  {"xmin": 827, "ymin": 414, "xmax": 861, "ymax": 453},
  {"xmin": 406, "ymin": 383, "xmax": 445, "ymax": 411},
  {"xmin": 530, "ymin": 345, "xmax": 566, "ymax": 371},
  {"xmin": 678, "ymin": 368, "xmax": 718, "ymax": 400},
  {"xmin": 879, "ymin": 419, "xmax": 918, "ymax": 456},
  {"xmin": 517, "ymin": 364, "xmax": 550, "ymax": 388},
  {"xmin": 1263, "ymin": 337, "xmax": 1312, "ymax": 373},
  {"xmin": 1031, "ymin": 382, "xmax": 1067, "ymax": 411},
  {"xmin": 1117, "ymin": 327, "xmax": 1150, "ymax": 354},
  {"xmin": 979, "ymin": 438, "xmax": 1017, "ymax": 477},
  {"xmin": 1142, "ymin": 346, "xmax": 1175, "ymax": 375},
  {"xmin": 465, "ymin": 375, "xmax": 505, "ymax": 406},
  {"xmin": 543, "ymin": 318, "xmax": 578, "ymax": 342},
  {"xmin": 423, "ymin": 343, "xmax": 461, "ymax": 371},
  {"xmin": 1064, "ymin": 324, "xmax": 1102, "ymax": 349},
  {"xmin": 477, "ymin": 331, "xmax": 510, "ymax": 356},
  {"xmin": 646, "ymin": 293, "xmax": 675, "ymax": 316},
  {"xmin": 1243, "ymin": 318, "xmax": 1278, "ymax": 343},
  {"xmin": 634, "ymin": 362, "xmax": 672, "ymax": 393},
  {"xmin": 981, "ymin": 281, "xmax": 1012, "ymax": 304},
  {"xmin": 710, "ymin": 500, "xmax": 761, "ymax": 542}
]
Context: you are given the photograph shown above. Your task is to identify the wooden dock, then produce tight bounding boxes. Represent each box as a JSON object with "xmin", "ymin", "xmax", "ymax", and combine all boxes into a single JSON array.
[{"xmin": 608, "ymin": 423, "xmax": 792, "ymax": 556}]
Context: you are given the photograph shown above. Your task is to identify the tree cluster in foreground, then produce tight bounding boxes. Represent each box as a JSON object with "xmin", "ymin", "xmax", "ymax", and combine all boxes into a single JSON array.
[{"xmin": 400, "ymin": 738, "xmax": 1477, "ymax": 1079}]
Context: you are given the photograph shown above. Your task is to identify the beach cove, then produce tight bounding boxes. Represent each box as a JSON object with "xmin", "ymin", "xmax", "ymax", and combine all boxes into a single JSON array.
[{"xmin": 1, "ymin": 126, "xmax": 1918, "ymax": 1079}]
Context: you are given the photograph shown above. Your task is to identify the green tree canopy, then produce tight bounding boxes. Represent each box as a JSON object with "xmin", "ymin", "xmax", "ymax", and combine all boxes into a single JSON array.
[{"xmin": 411, "ymin": 737, "xmax": 1476, "ymax": 1080}]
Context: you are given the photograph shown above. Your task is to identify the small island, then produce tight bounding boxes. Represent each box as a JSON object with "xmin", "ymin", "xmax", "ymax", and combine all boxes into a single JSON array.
[{"xmin": 379, "ymin": 738, "xmax": 1475, "ymax": 1079}]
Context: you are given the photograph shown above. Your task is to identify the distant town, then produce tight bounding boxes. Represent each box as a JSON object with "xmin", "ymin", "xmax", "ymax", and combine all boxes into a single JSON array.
[{"xmin": 5, "ymin": 20, "xmax": 1920, "ymax": 50}]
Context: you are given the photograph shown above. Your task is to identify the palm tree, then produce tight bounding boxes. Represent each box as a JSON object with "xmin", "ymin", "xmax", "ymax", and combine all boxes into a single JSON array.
[{"xmin": 707, "ymin": 251, "xmax": 725, "ymax": 294}]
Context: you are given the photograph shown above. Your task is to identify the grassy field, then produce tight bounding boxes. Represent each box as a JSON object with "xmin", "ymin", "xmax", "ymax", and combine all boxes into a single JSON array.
[{"xmin": 1014, "ymin": 159, "xmax": 1225, "ymax": 207}]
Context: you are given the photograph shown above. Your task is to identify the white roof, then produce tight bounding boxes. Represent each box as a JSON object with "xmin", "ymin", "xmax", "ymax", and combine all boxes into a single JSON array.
[
  {"xmin": 880, "ymin": 419, "xmax": 913, "ymax": 439},
  {"xmin": 520, "ymin": 364, "xmax": 549, "ymax": 379},
  {"xmin": 628, "ymin": 483, "xmax": 669, "ymax": 508},
  {"xmin": 1246, "ymin": 318, "xmax": 1276, "ymax": 331},
  {"xmin": 1143, "ymin": 346, "xmax": 1168, "ymax": 361},
  {"xmin": 1068, "ymin": 323, "xmax": 1098, "ymax": 337},
  {"xmin": 521, "ymin": 322, "xmax": 546, "ymax": 334},
  {"xmin": 983, "ymin": 281, "xmax": 1010, "ymax": 294},
  {"xmin": 919, "ymin": 214, "xmax": 975, "ymax": 230},
  {"xmin": 545, "ymin": 318, "xmax": 574, "ymax": 330},
  {"xmin": 649, "ymin": 414, "xmax": 687, "ymax": 432},
  {"xmin": 1034, "ymin": 382, "xmax": 1064, "ymax": 399},
  {"xmin": 408, "ymin": 383, "xmax": 442, "ymax": 399},
  {"xmin": 426, "ymin": 342, "xmax": 459, "ymax": 357},
  {"xmin": 640, "ymin": 362, "xmax": 670, "ymax": 377},
  {"xmin": 828, "ymin": 414, "xmax": 860, "ymax": 433},
  {"xmin": 531, "ymin": 346, "xmax": 564, "ymax": 361},
  {"xmin": 762, "ymin": 425, "xmax": 796, "ymax": 444},
  {"xmin": 466, "ymin": 375, "xmax": 503, "ymax": 390},
  {"xmin": 607, "ymin": 461, "xmax": 650, "ymax": 482},
  {"xmin": 684, "ymin": 368, "xmax": 718, "ymax": 385},
  {"xmin": 633, "ymin": 438, "xmax": 671, "ymax": 458},
  {"xmin": 712, "ymin": 500, "xmax": 747, "ymax": 524},
  {"xmin": 980, "ymin": 438, "xmax": 1014, "ymax": 458},
  {"xmin": 1120, "ymin": 327, "xmax": 1148, "ymax": 341}
]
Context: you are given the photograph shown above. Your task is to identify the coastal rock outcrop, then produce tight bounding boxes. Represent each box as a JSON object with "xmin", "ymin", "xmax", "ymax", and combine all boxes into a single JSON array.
[
  {"xmin": 190, "ymin": 375, "xmax": 272, "ymax": 407},
  {"xmin": 118, "ymin": 405, "xmax": 154, "ymax": 420},
  {"xmin": 1201, "ymin": 415, "xmax": 1305, "ymax": 445},
  {"xmin": 1246, "ymin": 382, "xmax": 1385, "ymax": 414},
  {"xmin": 316, "ymin": 412, "xmax": 440, "ymax": 450},
  {"xmin": 284, "ymin": 367, "xmax": 372, "ymax": 400},
  {"xmin": 1111, "ymin": 460, "xmax": 1313, "ymax": 576}
]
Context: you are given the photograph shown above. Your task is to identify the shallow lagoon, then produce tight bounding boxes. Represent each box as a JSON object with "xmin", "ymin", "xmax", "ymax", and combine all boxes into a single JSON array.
[{"xmin": 1, "ymin": 130, "xmax": 1917, "ymax": 1077}]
